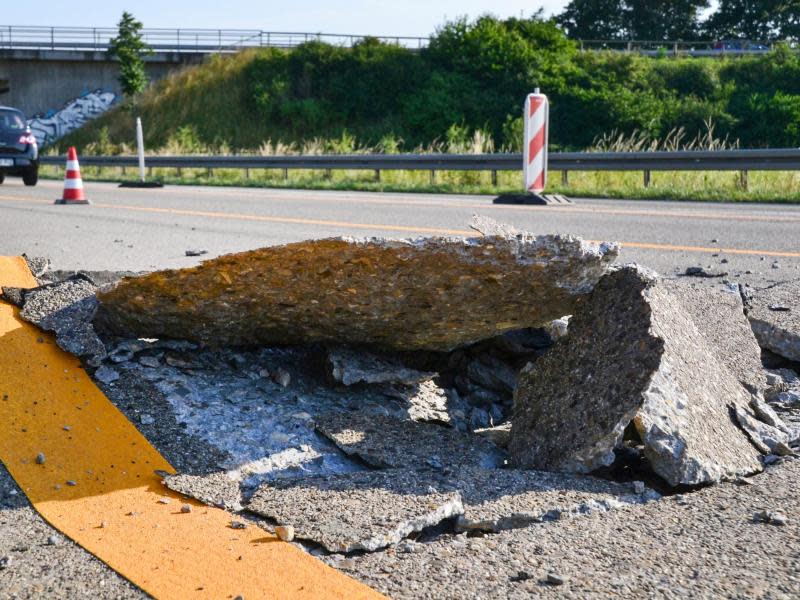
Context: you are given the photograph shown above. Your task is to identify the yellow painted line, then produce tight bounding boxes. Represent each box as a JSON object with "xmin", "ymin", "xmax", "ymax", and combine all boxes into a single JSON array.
[
  {"xmin": 1, "ymin": 193, "xmax": 799, "ymax": 258},
  {"xmin": 0, "ymin": 256, "xmax": 382, "ymax": 600}
]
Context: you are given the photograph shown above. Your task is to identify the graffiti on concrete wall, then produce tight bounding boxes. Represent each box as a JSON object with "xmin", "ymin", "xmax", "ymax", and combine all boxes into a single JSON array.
[{"xmin": 28, "ymin": 90, "xmax": 117, "ymax": 147}]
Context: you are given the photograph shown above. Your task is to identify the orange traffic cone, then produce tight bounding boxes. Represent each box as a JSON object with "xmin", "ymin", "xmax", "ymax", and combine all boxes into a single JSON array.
[{"xmin": 54, "ymin": 147, "xmax": 89, "ymax": 205}]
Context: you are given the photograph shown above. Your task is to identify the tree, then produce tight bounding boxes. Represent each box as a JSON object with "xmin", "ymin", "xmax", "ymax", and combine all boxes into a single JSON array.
[
  {"xmin": 108, "ymin": 12, "xmax": 150, "ymax": 98},
  {"xmin": 557, "ymin": 0, "xmax": 708, "ymax": 40},
  {"xmin": 624, "ymin": 0, "xmax": 709, "ymax": 40},
  {"xmin": 700, "ymin": 0, "xmax": 800, "ymax": 40},
  {"xmin": 557, "ymin": 0, "xmax": 627, "ymax": 40}
]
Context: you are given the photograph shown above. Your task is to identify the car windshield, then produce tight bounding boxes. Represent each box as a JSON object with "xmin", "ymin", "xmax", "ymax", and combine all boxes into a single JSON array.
[{"xmin": 0, "ymin": 109, "xmax": 26, "ymax": 130}]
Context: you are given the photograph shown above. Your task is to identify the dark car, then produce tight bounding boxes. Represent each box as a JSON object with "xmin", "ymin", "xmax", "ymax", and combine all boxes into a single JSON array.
[{"xmin": 0, "ymin": 106, "xmax": 38, "ymax": 186}]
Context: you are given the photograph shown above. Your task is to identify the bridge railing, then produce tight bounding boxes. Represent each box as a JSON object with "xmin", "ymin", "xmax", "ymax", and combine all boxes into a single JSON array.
[{"xmin": 0, "ymin": 25, "xmax": 430, "ymax": 52}]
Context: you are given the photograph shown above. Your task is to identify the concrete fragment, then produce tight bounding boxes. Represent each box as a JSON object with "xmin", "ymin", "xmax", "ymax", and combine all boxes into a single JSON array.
[
  {"xmin": 466, "ymin": 354, "xmax": 518, "ymax": 394},
  {"xmin": 246, "ymin": 470, "xmax": 464, "ymax": 553},
  {"xmin": 744, "ymin": 279, "xmax": 800, "ymax": 362},
  {"xmin": 474, "ymin": 423, "xmax": 512, "ymax": 449},
  {"xmin": 315, "ymin": 412, "xmax": 505, "ymax": 470},
  {"xmin": 510, "ymin": 266, "xmax": 764, "ymax": 486},
  {"xmin": 381, "ymin": 380, "xmax": 451, "ymax": 424},
  {"xmin": 733, "ymin": 406, "xmax": 790, "ymax": 454},
  {"xmin": 665, "ymin": 280, "xmax": 767, "ymax": 395},
  {"xmin": 94, "ymin": 223, "xmax": 618, "ymax": 352},
  {"xmin": 163, "ymin": 472, "xmax": 244, "ymax": 512},
  {"xmin": 328, "ymin": 347, "xmax": 435, "ymax": 387},
  {"xmin": 23, "ymin": 255, "xmax": 51, "ymax": 280},
  {"xmin": 17, "ymin": 275, "xmax": 106, "ymax": 363}
]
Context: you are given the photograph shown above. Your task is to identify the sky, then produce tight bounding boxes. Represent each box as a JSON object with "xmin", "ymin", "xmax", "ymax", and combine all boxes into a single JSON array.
[{"xmin": 3, "ymin": 1, "xmax": 571, "ymax": 38}]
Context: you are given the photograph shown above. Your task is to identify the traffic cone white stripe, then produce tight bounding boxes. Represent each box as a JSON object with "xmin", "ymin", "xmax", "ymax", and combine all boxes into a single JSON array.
[
  {"xmin": 65, "ymin": 160, "xmax": 80, "ymax": 171},
  {"xmin": 63, "ymin": 178, "xmax": 84, "ymax": 190}
]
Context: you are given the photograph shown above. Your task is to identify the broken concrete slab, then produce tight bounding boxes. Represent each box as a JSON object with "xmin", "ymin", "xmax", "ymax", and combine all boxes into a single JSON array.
[
  {"xmin": 23, "ymin": 255, "xmax": 51, "ymax": 280},
  {"xmin": 246, "ymin": 469, "xmax": 464, "ymax": 553},
  {"xmin": 94, "ymin": 221, "xmax": 619, "ymax": 352},
  {"xmin": 510, "ymin": 265, "xmax": 764, "ymax": 487},
  {"xmin": 744, "ymin": 279, "xmax": 800, "ymax": 362},
  {"xmin": 453, "ymin": 467, "xmax": 658, "ymax": 533},
  {"xmin": 163, "ymin": 472, "xmax": 244, "ymax": 512},
  {"xmin": 315, "ymin": 412, "xmax": 505, "ymax": 470},
  {"xmin": 474, "ymin": 423, "xmax": 512, "ymax": 449},
  {"xmin": 17, "ymin": 275, "xmax": 106, "ymax": 364},
  {"xmin": 665, "ymin": 280, "xmax": 767, "ymax": 395},
  {"xmin": 328, "ymin": 347, "xmax": 435, "ymax": 386},
  {"xmin": 246, "ymin": 466, "xmax": 656, "ymax": 552}
]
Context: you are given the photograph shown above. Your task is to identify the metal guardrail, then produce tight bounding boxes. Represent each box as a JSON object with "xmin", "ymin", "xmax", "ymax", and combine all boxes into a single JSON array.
[
  {"xmin": 576, "ymin": 39, "xmax": 779, "ymax": 56},
  {"xmin": 38, "ymin": 148, "xmax": 800, "ymax": 172},
  {"xmin": 0, "ymin": 26, "xmax": 429, "ymax": 52}
]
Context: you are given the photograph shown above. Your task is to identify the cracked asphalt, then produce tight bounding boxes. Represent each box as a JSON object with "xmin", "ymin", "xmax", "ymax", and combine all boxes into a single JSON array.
[{"xmin": 1, "ymin": 180, "xmax": 799, "ymax": 598}]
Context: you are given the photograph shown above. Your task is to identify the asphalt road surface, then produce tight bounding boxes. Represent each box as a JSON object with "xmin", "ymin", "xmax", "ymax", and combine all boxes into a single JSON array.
[{"xmin": 1, "ymin": 179, "xmax": 799, "ymax": 277}]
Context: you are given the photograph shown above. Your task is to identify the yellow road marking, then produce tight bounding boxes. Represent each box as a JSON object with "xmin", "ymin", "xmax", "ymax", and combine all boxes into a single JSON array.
[
  {"xmin": 0, "ymin": 193, "xmax": 799, "ymax": 258},
  {"xmin": 0, "ymin": 256, "xmax": 382, "ymax": 600}
]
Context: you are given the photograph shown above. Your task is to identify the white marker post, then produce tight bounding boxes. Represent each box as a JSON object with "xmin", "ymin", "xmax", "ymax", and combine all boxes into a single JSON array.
[
  {"xmin": 120, "ymin": 117, "xmax": 163, "ymax": 188},
  {"xmin": 136, "ymin": 117, "xmax": 146, "ymax": 183},
  {"xmin": 523, "ymin": 88, "xmax": 549, "ymax": 195}
]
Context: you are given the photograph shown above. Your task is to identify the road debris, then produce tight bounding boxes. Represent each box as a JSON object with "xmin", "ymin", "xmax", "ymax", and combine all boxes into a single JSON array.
[
  {"xmin": 510, "ymin": 266, "xmax": 766, "ymax": 486},
  {"xmin": 94, "ymin": 217, "xmax": 618, "ymax": 351}
]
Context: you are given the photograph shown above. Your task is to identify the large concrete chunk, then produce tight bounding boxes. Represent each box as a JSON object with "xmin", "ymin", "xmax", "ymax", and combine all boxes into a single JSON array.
[
  {"xmin": 743, "ymin": 279, "xmax": 800, "ymax": 362},
  {"xmin": 510, "ymin": 266, "xmax": 764, "ymax": 487},
  {"xmin": 94, "ymin": 224, "xmax": 618, "ymax": 352},
  {"xmin": 247, "ymin": 470, "xmax": 464, "ymax": 553}
]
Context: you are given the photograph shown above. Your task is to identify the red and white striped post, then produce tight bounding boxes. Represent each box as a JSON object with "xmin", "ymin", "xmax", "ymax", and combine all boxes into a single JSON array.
[{"xmin": 523, "ymin": 88, "xmax": 549, "ymax": 195}]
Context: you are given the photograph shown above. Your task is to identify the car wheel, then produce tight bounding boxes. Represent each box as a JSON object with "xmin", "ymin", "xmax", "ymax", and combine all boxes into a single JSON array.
[
  {"xmin": 0, "ymin": 174, "xmax": 4, "ymax": 185},
  {"xmin": 22, "ymin": 168, "xmax": 38, "ymax": 187}
]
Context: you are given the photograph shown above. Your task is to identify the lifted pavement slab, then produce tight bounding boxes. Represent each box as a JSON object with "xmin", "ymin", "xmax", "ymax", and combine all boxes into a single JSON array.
[
  {"xmin": 94, "ymin": 224, "xmax": 618, "ymax": 352},
  {"xmin": 510, "ymin": 266, "xmax": 764, "ymax": 486}
]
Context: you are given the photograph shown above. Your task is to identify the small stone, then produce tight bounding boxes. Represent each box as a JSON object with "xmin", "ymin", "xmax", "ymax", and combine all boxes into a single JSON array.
[
  {"xmin": 100, "ymin": 521, "xmax": 108, "ymax": 528},
  {"xmin": 185, "ymin": 249, "xmax": 208, "ymax": 257},
  {"xmin": 275, "ymin": 525, "xmax": 295, "ymax": 542},
  {"xmin": 0, "ymin": 555, "xmax": 11, "ymax": 569},
  {"xmin": 335, "ymin": 558, "xmax": 356, "ymax": 570},
  {"xmin": 720, "ymin": 258, "xmax": 729, "ymax": 264},
  {"xmin": 181, "ymin": 504, "xmax": 192, "ymax": 514},
  {"xmin": 768, "ymin": 304, "xmax": 791, "ymax": 312},
  {"xmin": 754, "ymin": 510, "xmax": 788, "ymax": 525},
  {"xmin": 138, "ymin": 356, "xmax": 160, "ymax": 368},
  {"xmin": 711, "ymin": 239, "xmax": 719, "ymax": 243},
  {"xmin": 46, "ymin": 535, "xmax": 58, "ymax": 546},
  {"xmin": 62, "ymin": 426, "xmax": 71, "ymax": 431},
  {"xmin": 632, "ymin": 480, "xmax": 646, "ymax": 494},
  {"xmin": 94, "ymin": 365, "xmax": 120, "ymax": 384},
  {"xmin": 684, "ymin": 266, "xmax": 727, "ymax": 278},
  {"xmin": 772, "ymin": 262, "xmax": 780, "ymax": 269},
  {"xmin": 35, "ymin": 453, "xmax": 46, "ymax": 465},
  {"xmin": 271, "ymin": 368, "xmax": 291, "ymax": 388},
  {"xmin": 66, "ymin": 480, "xmax": 77, "ymax": 486},
  {"xmin": 140, "ymin": 414, "xmax": 155, "ymax": 425},
  {"xmin": 230, "ymin": 520, "xmax": 246, "ymax": 530},
  {"xmin": 510, "ymin": 571, "xmax": 532, "ymax": 582},
  {"xmin": 157, "ymin": 497, "xmax": 171, "ymax": 505},
  {"xmin": 545, "ymin": 573, "xmax": 567, "ymax": 586}
]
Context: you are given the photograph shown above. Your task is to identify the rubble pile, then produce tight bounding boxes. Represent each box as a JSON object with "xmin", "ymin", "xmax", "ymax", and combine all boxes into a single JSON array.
[{"xmin": 5, "ymin": 217, "xmax": 799, "ymax": 568}]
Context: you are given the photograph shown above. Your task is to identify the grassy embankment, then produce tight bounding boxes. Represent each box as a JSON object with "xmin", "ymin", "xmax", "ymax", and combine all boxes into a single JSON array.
[{"xmin": 49, "ymin": 31, "xmax": 800, "ymax": 203}]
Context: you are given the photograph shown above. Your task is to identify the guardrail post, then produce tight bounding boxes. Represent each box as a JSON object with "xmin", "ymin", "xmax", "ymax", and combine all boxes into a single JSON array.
[
  {"xmin": 245, "ymin": 168, "xmax": 250, "ymax": 180},
  {"xmin": 324, "ymin": 168, "xmax": 332, "ymax": 180},
  {"xmin": 561, "ymin": 170, "xmax": 568, "ymax": 186},
  {"xmin": 51, "ymin": 27, "xmax": 54, "ymax": 50},
  {"xmin": 177, "ymin": 167, "xmax": 182, "ymax": 178},
  {"xmin": 739, "ymin": 170, "xmax": 748, "ymax": 190},
  {"xmin": 643, "ymin": 169, "xmax": 651, "ymax": 188},
  {"xmin": 374, "ymin": 169, "xmax": 381, "ymax": 182},
  {"xmin": 673, "ymin": 42, "xmax": 679, "ymax": 56},
  {"xmin": 430, "ymin": 170, "xmax": 436, "ymax": 184},
  {"xmin": 207, "ymin": 167, "xmax": 213, "ymax": 178},
  {"xmin": 491, "ymin": 170, "xmax": 498, "ymax": 186}
]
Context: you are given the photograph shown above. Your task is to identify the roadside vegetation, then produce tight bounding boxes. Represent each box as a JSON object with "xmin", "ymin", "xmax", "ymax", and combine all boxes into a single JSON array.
[{"xmin": 54, "ymin": 13, "xmax": 800, "ymax": 202}]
